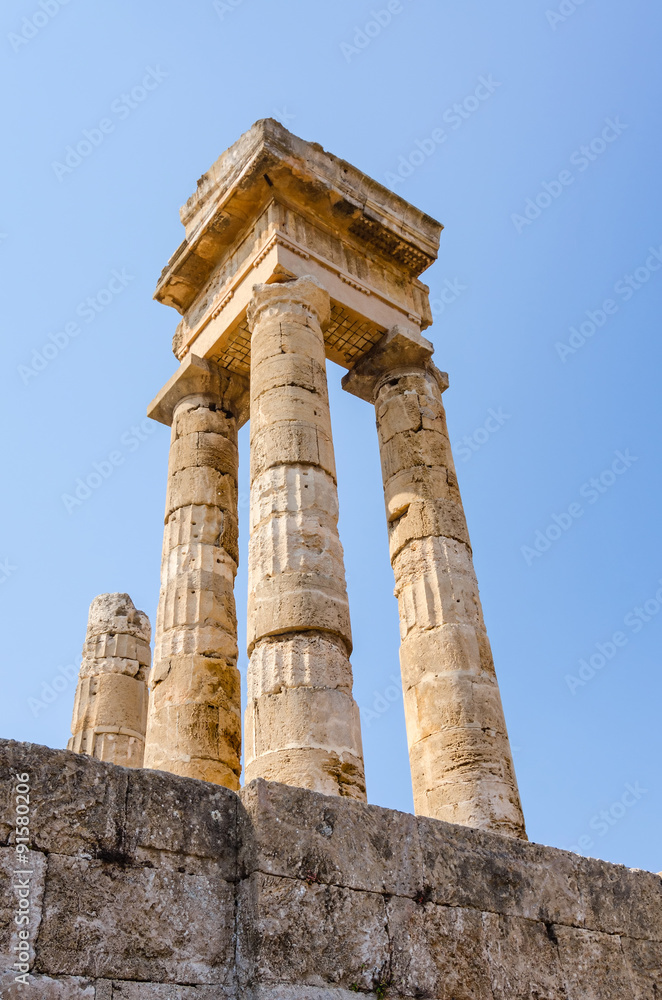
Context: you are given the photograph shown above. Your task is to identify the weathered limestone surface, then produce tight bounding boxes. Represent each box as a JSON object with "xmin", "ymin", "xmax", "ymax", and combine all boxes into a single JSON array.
[
  {"xmin": 68, "ymin": 594, "xmax": 150, "ymax": 768},
  {"xmin": 245, "ymin": 276, "xmax": 366, "ymax": 800},
  {"xmin": 143, "ymin": 355, "xmax": 249, "ymax": 789},
  {"xmin": 154, "ymin": 119, "xmax": 442, "ymax": 373},
  {"xmin": 344, "ymin": 327, "xmax": 526, "ymax": 839},
  {"xmin": 1, "ymin": 741, "xmax": 661, "ymax": 998}
]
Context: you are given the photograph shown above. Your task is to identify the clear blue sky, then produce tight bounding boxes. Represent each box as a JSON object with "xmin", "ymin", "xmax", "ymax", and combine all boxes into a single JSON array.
[{"xmin": 1, "ymin": 0, "xmax": 661, "ymax": 872}]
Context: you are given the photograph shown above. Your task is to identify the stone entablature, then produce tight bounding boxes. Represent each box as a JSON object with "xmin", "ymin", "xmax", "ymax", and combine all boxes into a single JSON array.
[{"xmin": 154, "ymin": 119, "xmax": 441, "ymax": 374}]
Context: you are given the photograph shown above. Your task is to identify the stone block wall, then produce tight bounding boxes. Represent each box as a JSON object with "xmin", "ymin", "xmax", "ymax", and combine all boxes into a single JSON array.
[{"xmin": 1, "ymin": 739, "xmax": 660, "ymax": 998}]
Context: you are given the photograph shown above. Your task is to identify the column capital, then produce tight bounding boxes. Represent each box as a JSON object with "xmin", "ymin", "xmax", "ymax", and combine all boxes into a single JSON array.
[
  {"xmin": 247, "ymin": 275, "xmax": 331, "ymax": 332},
  {"xmin": 342, "ymin": 325, "xmax": 449, "ymax": 402},
  {"xmin": 147, "ymin": 354, "xmax": 250, "ymax": 428}
]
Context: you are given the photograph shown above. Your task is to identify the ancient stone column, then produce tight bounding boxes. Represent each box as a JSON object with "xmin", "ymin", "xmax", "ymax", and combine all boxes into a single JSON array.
[
  {"xmin": 68, "ymin": 593, "xmax": 150, "ymax": 768},
  {"xmin": 143, "ymin": 355, "xmax": 249, "ymax": 789},
  {"xmin": 245, "ymin": 275, "xmax": 366, "ymax": 800},
  {"xmin": 343, "ymin": 327, "xmax": 526, "ymax": 838}
]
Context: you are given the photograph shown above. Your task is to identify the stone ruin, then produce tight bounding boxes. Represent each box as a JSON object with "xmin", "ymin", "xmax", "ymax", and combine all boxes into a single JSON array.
[{"xmin": 2, "ymin": 119, "xmax": 660, "ymax": 999}]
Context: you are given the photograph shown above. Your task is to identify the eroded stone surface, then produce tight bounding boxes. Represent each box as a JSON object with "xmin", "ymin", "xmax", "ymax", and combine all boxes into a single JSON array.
[
  {"xmin": 245, "ymin": 277, "xmax": 366, "ymax": 801},
  {"xmin": 237, "ymin": 872, "xmax": 390, "ymax": 992},
  {"xmin": 37, "ymin": 855, "xmax": 234, "ymax": 984},
  {"xmin": 0, "ymin": 974, "xmax": 96, "ymax": 999},
  {"xmin": 344, "ymin": 327, "xmax": 526, "ymax": 839},
  {"xmin": 144, "ymin": 357, "xmax": 249, "ymax": 789},
  {"xmin": 0, "ymin": 742, "xmax": 660, "ymax": 999},
  {"xmin": 68, "ymin": 594, "xmax": 150, "ymax": 769}
]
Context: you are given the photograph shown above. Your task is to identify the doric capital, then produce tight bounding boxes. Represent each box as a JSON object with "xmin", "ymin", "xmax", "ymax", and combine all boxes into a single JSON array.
[
  {"xmin": 342, "ymin": 325, "xmax": 448, "ymax": 402},
  {"xmin": 147, "ymin": 354, "xmax": 250, "ymax": 427},
  {"xmin": 247, "ymin": 275, "xmax": 331, "ymax": 332}
]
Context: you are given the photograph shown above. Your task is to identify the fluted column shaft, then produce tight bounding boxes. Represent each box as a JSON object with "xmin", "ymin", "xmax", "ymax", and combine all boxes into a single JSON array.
[
  {"xmin": 68, "ymin": 593, "xmax": 150, "ymax": 768},
  {"xmin": 343, "ymin": 328, "xmax": 526, "ymax": 838},
  {"xmin": 245, "ymin": 275, "xmax": 366, "ymax": 800},
  {"xmin": 143, "ymin": 357, "xmax": 248, "ymax": 789}
]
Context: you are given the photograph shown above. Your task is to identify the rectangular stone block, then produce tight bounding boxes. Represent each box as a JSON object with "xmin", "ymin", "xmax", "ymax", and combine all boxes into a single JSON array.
[
  {"xmin": 417, "ymin": 813, "xmax": 587, "ymax": 927},
  {"xmin": 0, "ymin": 741, "xmax": 128, "ymax": 858},
  {"xmin": 386, "ymin": 896, "xmax": 494, "ymax": 999},
  {"xmin": 574, "ymin": 855, "xmax": 662, "ymax": 941},
  {"xmin": 0, "ymin": 974, "xmax": 96, "ymax": 999},
  {"xmin": 239, "ymin": 778, "xmax": 424, "ymax": 898},
  {"xmin": 237, "ymin": 871, "xmax": 389, "ymax": 992},
  {"xmin": 621, "ymin": 937, "xmax": 662, "ymax": 998},
  {"xmin": 37, "ymin": 855, "xmax": 234, "ymax": 985},
  {"xmin": 242, "ymin": 989, "xmax": 383, "ymax": 1000},
  {"xmin": 122, "ymin": 767, "xmax": 238, "ymax": 878},
  {"xmin": 555, "ymin": 924, "xmax": 636, "ymax": 998},
  {"xmin": 482, "ymin": 912, "xmax": 567, "ymax": 999},
  {"xmin": 110, "ymin": 983, "xmax": 236, "ymax": 999}
]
